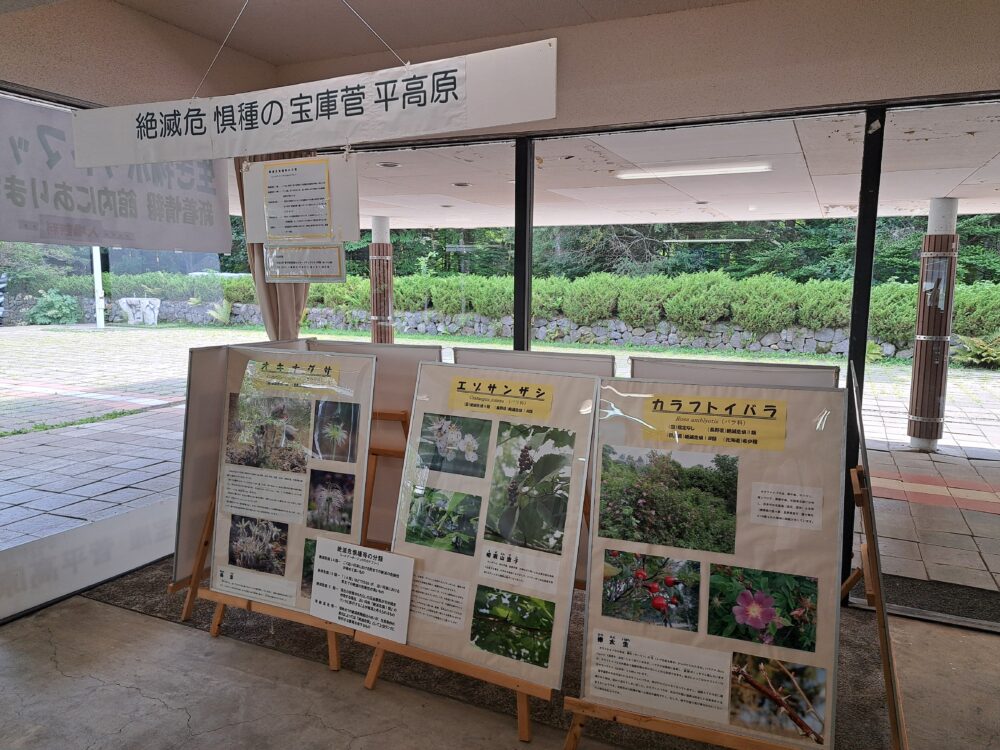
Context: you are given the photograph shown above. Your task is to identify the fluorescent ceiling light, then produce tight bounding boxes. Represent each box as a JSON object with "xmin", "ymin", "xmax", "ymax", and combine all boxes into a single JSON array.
[{"xmin": 615, "ymin": 162, "xmax": 773, "ymax": 180}]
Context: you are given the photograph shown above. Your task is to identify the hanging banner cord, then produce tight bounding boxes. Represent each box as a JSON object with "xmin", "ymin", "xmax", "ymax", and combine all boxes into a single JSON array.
[
  {"xmin": 191, "ymin": 0, "xmax": 252, "ymax": 100},
  {"xmin": 339, "ymin": 0, "xmax": 410, "ymax": 67}
]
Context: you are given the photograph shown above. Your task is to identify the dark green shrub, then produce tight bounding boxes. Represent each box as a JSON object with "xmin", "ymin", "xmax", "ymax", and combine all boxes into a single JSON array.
[
  {"xmin": 26, "ymin": 289, "xmax": 81, "ymax": 324},
  {"xmin": 222, "ymin": 276, "xmax": 257, "ymax": 304},
  {"xmin": 532, "ymin": 276, "xmax": 570, "ymax": 319},
  {"xmin": 429, "ymin": 276, "xmax": 471, "ymax": 315},
  {"xmin": 730, "ymin": 274, "xmax": 800, "ymax": 335},
  {"xmin": 49, "ymin": 276, "xmax": 94, "ymax": 297},
  {"xmin": 618, "ymin": 275, "xmax": 669, "ymax": 329},
  {"xmin": 953, "ymin": 332, "xmax": 1000, "ymax": 369},
  {"xmin": 562, "ymin": 273, "xmax": 622, "ymax": 325},
  {"xmin": 868, "ymin": 282, "xmax": 917, "ymax": 347},
  {"xmin": 467, "ymin": 275, "xmax": 514, "ymax": 319},
  {"xmin": 953, "ymin": 283, "xmax": 1000, "ymax": 337},
  {"xmin": 394, "ymin": 275, "xmax": 432, "ymax": 311},
  {"xmin": 796, "ymin": 280, "xmax": 852, "ymax": 330},
  {"xmin": 661, "ymin": 272, "xmax": 734, "ymax": 333},
  {"xmin": 321, "ymin": 277, "xmax": 369, "ymax": 308}
]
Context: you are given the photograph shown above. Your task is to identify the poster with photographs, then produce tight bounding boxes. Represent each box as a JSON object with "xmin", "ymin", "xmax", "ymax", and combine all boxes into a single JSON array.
[
  {"xmin": 581, "ymin": 378, "xmax": 845, "ymax": 748},
  {"xmin": 392, "ymin": 363, "xmax": 598, "ymax": 690},
  {"xmin": 209, "ymin": 347, "xmax": 375, "ymax": 613}
]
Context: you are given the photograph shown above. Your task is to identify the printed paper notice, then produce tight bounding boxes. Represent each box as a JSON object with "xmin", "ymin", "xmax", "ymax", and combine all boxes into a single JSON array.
[
  {"xmin": 264, "ymin": 158, "xmax": 331, "ymax": 240},
  {"xmin": 589, "ymin": 630, "xmax": 729, "ymax": 723},
  {"xmin": 751, "ymin": 482, "xmax": 823, "ymax": 530},
  {"xmin": 643, "ymin": 395, "xmax": 786, "ymax": 451},
  {"xmin": 215, "ymin": 565, "xmax": 297, "ymax": 607},
  {"xmin": 479, "ymin": 544, "xmax": 559, "ymax": 594},
  {"xmin": 221, "ymin": 464, "xmax": 306, "ymax": 525},
  {"xmin": 263, "ymin": 244, "xmax": 346, "ymax": 283},
  {"xmin": 310, "ymin": 539, "xmax": 414, "ymax": 643},
  {"xmin": 410, "ymin": 572, "xmax": 469, "ymax": 629},
  {"xmin": 448, "ymin": 377, "xmax": 553, "ymax": 419}
]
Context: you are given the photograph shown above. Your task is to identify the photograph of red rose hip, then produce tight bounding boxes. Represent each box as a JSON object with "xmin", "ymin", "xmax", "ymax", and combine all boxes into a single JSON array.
[
  {"xmin": 708, "ymin": 564, "xmax": 818, "ymax": 652},
  {"xmin": 601, "ymin": 550, "xmax": 699, "ymax": 630}
]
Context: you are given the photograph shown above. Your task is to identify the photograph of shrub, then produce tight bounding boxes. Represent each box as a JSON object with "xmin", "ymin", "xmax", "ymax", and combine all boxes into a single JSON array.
[
  {"xmin": 306, "ymin": 470, "xmax": 355, "ymax": 534},
  {"xmin": 598, "ymin": 446, "xmax": 737, "ymax": 554},
  {"xmin": 301, "ymin": 538, "xmax": 317, "ymax": 598},
  {"xmin": 312, "ymin": 401, "xmax": 360, "ymax": 462},
  {"xmin": 416, "ymin": 413, "xmax": 492, "ymax": 478},
  {"xmin": 469, "ymin": 585, "xmax": 556, "ymax": 668},
  {"xmin": 484, "ymin": 422, "xmax": 577, "ymax": 554},
  {"xmin": 404, "ymin": 487, "xmax": 481, "ymax": 556},
  {"xmin": 228, "ymin": 514, "xmax": 289, "ymax": 576},
  {"xmin": 225, "ymin": 392, "xmax": 311, "ymax": 473},
  {"xmin": 708, "ymin": 565, "xmax": 818, "ymax": 651},
  {"xmin": 601, "ymin": 550, "xmax": 699, "ymax": 630},
  {"xmin": 730, "ymin": 652, "xmax": 827, "ymax": 745}
]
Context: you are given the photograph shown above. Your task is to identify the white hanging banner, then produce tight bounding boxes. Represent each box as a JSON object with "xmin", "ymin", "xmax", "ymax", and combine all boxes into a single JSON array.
[
  {"xmin": 72, "ymin": 39, "xmax": 557, "ymax": 168},
  {"xmin": 0, "ymin": 94, "xmax": 230, "ymax": 252}
]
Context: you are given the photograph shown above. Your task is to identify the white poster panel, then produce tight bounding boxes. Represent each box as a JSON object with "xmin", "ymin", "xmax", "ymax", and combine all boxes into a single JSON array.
[
  {"xmin": 263, "ymin": 245, "xmax": 346, "ymax": 283},
  {"xmin": 582, "ymin": 379, "xmax": 845, "ymax": 748},
  {"xmin": 73, "ymin": 40, "xmax": 557, "ymax": 167},
  {"xmin": 209, "ymin": 348, "xmax": 375, "ymax": 614},
  {"xmin": 0, "ymin": 94, "xmax": 229, "ymax": 252},
  {"xmin": 310, "ymin": 538, "xmax": 414, "ymax": 643},
  {"xmin": 392, "ymin": 363, "xmax": 598, "ymax": 690}
]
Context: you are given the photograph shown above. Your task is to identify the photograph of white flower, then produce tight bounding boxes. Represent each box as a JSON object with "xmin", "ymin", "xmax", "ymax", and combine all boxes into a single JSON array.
[{"xmin": 416, "ymin": 413, "xmax": 491, "ymax": 478}]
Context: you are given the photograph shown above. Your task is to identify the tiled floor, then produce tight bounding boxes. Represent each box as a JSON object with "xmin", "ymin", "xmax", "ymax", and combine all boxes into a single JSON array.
[
  {"xmin": 0, "ymin": 407, "xmax": 182, "ymax": 550},
  {"xmin": 858, "ymin": 449, "xmax": 1000, "ymax": 590}
]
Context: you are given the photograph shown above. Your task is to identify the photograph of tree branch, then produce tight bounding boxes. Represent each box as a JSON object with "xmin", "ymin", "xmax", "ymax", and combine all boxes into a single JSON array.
[
  {"xmin": 708, "ymin": 565, "xmax": 818, "ymax": 651},
  {"xmin": 730, "ymin": 652, "xmax": 827, "ymax": 745},
  {"xmin": 598, "ymin": 446, "xmax": 738, "ymax": 553},
  {"xmin": 601, "ymin": 550, "xmax": 699, "ymax": 630},
  {"xmin": 405, "ymin": 487, "xmax": 481, "ymax": 556},
  {"xmin": 225, "ymin": 392, "xmax": 311, "ymax": 473},
  {"xmin": 469, "ymin": 585, "xmax": 556, "ymax": 668},
  {"xmin": 484, "ymin": 422, "xmax": 576, "ymax": 554}
]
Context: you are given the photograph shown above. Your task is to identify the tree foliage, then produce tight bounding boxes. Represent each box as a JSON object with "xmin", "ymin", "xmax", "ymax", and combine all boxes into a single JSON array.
[{"xmin": 470, "ymin": 585, "xmax": 555, "ymax": 667}]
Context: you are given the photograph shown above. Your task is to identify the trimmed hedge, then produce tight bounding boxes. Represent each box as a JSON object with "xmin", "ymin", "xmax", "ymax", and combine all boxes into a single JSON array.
[{"xmin": 30, "ymin": 270, "xmax": 1000, "ymax": 342}]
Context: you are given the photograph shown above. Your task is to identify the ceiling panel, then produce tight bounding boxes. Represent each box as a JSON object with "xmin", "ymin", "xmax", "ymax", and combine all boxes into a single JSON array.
[
  {"xmin": 662, "ymin": 153, "xmax": 815, "ymax": 199},
  {"xmin": 794, "ymin": 113, "xmax": 865, "ymax": 176},
  {"xmin": 884, "ymin": 103, "xmax": 1000, "ymax": 171}
]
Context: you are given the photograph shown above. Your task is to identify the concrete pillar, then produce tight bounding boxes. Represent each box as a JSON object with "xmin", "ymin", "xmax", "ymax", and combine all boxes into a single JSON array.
[
  {"xmin": 368, "ymin": 216, "xmax": 394, "ymax": 344},
  {"xmin": 91, "ymin": 245, "xmax": 105, "ymax": 328},
  {"xmin": 907, "ymin": 198, "xmax": 959, "ymax": 451}
]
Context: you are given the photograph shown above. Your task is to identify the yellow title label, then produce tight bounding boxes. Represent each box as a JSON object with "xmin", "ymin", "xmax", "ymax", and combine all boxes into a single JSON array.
[
  {"xmin": 247, "ymin": 360, "xmax": 342, "ymax": 399},
  {"xmin": 448, "ymin": 376, "xmax": 553, "ymax": 420},
  {"xmin": 642, "ymin": 395, "xmax": 787, "ymax": 451}
]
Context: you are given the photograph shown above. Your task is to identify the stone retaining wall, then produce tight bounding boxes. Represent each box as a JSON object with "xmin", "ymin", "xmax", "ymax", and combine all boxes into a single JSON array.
[{"xmin": 2, "ymin": 296, "xmax": 917, "ymax": 357}]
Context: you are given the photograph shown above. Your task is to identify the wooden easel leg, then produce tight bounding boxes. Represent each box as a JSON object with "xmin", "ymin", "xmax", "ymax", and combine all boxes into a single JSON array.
[
  {"xmin": 327, "ymin": 630, "xmax": 341, "ymax": 671},
  {"xmin": 841, "ymin": 567, "xmax": 863, "ymax": 600},
  {"xmin": 361, "ymin": 453, "xmax": 379, "ymax": 547},
  {"xmin": 364, "ymin": 646, "xmax": 386, "ymax": 690},
  {"xmin": 181, "ymin": 497, "xmax": 216, "ymax": 621},
  {"xmin": 209, "ymin": 603, "xmax": 225, "ymax": 637},
  {"xmin": 563, "ymin": 713, "xmax": 585, "ymax": 750},
  {"xmin": 517, "ymin": 691, "xmax": 532, "ymax": 743}
]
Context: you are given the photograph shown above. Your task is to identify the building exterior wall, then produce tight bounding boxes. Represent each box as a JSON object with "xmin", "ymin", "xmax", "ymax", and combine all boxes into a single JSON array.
[{"xmin": 0, "ymin": 0, "xmax": 276, "ymax": 106}]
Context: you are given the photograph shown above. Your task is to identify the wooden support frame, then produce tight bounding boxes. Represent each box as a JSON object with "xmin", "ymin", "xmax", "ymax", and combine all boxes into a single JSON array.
[
  {"xmin": 175, "ymin": 496, "xmax": 352, "ymax": 671},
  {"xmin": 360, "ymin": 415, "xmax": 407, "ymax": 549},
  {"xmin": 355, "ymin": 630, "xmax": 552, "ymax": 743}
]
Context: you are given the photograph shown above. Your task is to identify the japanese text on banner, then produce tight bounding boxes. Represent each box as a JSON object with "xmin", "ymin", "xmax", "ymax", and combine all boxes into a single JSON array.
[
  {"xmin": 642, "ymin": 395, "xmax": 786, "ymax": 450},
  {"xmin": 448, "ymin": 377, "xmax": 553, "ymax": 419},
  {"xmin": 248, "ymin": 360, "xmax": 343, "ymax": 398}
]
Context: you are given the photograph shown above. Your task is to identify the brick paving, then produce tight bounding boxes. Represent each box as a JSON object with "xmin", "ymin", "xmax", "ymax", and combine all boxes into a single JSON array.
[{"xmin": 1, "ymin": 324, "xmax": 998, "ymax": 589}]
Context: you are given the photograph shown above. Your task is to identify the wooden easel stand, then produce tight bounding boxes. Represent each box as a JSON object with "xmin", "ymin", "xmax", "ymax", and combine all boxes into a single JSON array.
[{"xmin": 355, "ymin": 630, "xmax": 552, "ymax": 742}]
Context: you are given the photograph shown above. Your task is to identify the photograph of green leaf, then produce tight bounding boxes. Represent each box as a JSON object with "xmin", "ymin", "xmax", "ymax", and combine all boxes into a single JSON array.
[
  {"xmin": 708, "ymin": 565, "xmax": 818, "ymax": 652},
  {"xmin": 405, "ymin": 487, "xmax": 482, "ymax": 556},
  {"xmin": 228, "ymin": 514, "xmax": 289, "ymax": 576},
  {"xmin": 312, "ymin": 401, "xmax": 360, "ymax": 462},
  {"xmin": 730, "ymin": 652, "xmax": 827, "ymax": 745},
  {"xmin": 598, "ymin": 446, "xmax": 737, "ymax": 554},
  {"xmin": 416, "ymin": 413, "xmax": 492, "ymax": 478},
  {"xmin": 469, "ymin": 585, "xmax": 556, "ymax": 668},
  {"xmin": 484, "ymin": 422, "xmax": 577, "ymax": 554},
  {"xmin": 601, "ymin": 550, "xmax": 699, "ymax": 630},
  {"xmin": 301, "ymin": 538, "xmax": 317, "ymax": 598},
  {"xmin": 225, "ymin": 392, "xmax": 311, "ymax": 473},
  {"xmin": 306, "ymin": 470, "xmax": 355, "ymax": 534}
]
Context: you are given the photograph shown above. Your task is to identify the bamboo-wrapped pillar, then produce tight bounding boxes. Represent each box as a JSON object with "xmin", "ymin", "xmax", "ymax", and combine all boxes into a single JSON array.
[
  {"xmin": 907, "ymin": 198, "xmax": 959, "ymax": 451},
  {"xmin": 369, "ymin": 216, "xmax": 394, "ymax": 344}
]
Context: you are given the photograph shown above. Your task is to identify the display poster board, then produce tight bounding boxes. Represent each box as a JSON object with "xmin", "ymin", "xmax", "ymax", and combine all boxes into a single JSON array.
[
  {"xmin": 581, "ymin": 378, "xmax": 845, "ymax": 747},
  {"xmin": 209, "ymin": 348, "xmax": 375, "ymax": 612},
  {"xmin": 630, "ymin": 357, "xmax": 839, "ymax": 389},
  {"xmin": 393, "ymin": 363, "xmax": 598, "ymax": 689}
]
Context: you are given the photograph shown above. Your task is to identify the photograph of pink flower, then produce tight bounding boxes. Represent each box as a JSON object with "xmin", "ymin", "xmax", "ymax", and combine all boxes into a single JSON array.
[{"xmin": 708, "ymin": 565, "xmax": 818, "ymax": 652}]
